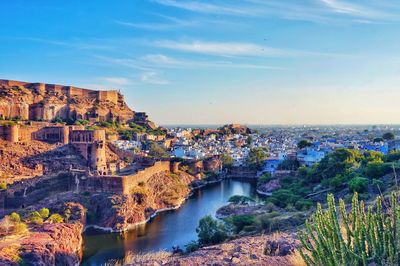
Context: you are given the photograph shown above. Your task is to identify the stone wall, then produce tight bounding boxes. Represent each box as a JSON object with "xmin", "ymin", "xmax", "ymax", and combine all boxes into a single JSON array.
[
  {"xmin": 78, "ymin": 161, "xmax": 171, "ymax": 194},
  {"xmin": 1, "ymin": 172, "xmax": 73, "ymax": 209}
]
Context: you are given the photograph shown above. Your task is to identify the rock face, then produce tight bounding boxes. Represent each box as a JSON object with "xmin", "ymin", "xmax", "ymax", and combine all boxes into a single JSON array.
[
  {"xmin": 0, "ymin": 202, "xmax": 85, "ymax": 266},
  {"xmin": 85, "ymin": 170, "xmax": 196, "ymax": 231},
  {"xmin": 0, "ymin": 79, "xmax": 153, "ymax": 126}
]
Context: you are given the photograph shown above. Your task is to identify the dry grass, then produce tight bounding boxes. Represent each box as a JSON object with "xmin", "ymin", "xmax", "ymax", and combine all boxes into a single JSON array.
[
  {"xmin": 288, "ymin": 250, "xmax": 306, "ymax": 266},
  {"xmin": 0, "ymin": 244, "xmax": 21, "ymax": 263},
  {"xmin": 106, "ymin": 250, "xmax": 172, "ymax": 266}
]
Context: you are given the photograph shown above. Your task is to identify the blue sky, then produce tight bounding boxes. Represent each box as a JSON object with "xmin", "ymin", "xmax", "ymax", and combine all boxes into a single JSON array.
[{"xmin": 1, "ymin": 0, "xmax": 400, "ymax": 125}]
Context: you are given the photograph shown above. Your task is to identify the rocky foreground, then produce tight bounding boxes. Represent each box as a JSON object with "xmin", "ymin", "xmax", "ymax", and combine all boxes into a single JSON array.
[
  {"xmin": 0, "ymin": 203, "xmax": 85, "ymax": 265},
  {"xmin": 120, "ymin": 233, "xmax": 301, "ymax": 266}
]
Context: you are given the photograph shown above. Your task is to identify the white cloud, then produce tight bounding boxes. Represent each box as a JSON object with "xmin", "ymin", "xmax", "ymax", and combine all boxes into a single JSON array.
[
  {"xmin": 139, "ymin": 72, "xmax": 169, "ymax": 85},
  {"xmin": 102, "ymin": 77, "xmax": 130, "ymax": 86},
  {"xmin": 153, "ymin": 40, "xmax": 287, "ymax": 57},
  {"xmin": 141, "ymin": 54, "xmax": 285, "ymax": 70},
  {"xmin": 152, "ymin": 0, "xmax": 256, "ymax": 16}
]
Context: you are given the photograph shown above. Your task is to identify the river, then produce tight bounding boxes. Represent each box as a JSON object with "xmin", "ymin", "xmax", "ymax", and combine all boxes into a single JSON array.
[{"xmin": 81, "ymin": 179, "xmax": 259, "ymax": 265}]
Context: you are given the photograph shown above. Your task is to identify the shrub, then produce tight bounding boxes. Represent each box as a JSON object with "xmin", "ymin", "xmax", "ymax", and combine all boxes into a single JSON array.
[
  {"xmin": 257, "ymin": 173, "xmax": 272, "ymax": 187},
  {"xmin": 48, "ymin": 213, "xmax": 64, "ymax": 223},
  {"xmin": 29, "ymin": 211, "xmax": 43, "ymax": 225},
  {"xmin": 13, "ymin": 222, "xmax": 28, "ymax": 234},
  {"xmin": 228, "ymin": 195, "xmax": 254, "ymax": 205},
  {"xmin": 0, "ymin": 182, "xmax": 7, "ymax": 190},
  {"xmin": 298, "ymin": 193, "xmax": 400, "ymax": 266},
  {"xmin": 196, "ymin": 215, "xmax": 228, "ymax": 246},
  {"xmin": 348, "ymin": 176, "xmax": 369, "ymax": 193},
  {"xmin": 38, "ymin": 208, "xmax": 50, "ymax": 219},
  {"xmin": 184, "ymin": 240, "xmax": 200, "ymax": 253},
  {"xmin": 9, "ymin": 212, "xmax": 21, "ymax": 223},
  {"xmin": 225, "ymin": 215, "xmax": 258, "ymax": 234}
]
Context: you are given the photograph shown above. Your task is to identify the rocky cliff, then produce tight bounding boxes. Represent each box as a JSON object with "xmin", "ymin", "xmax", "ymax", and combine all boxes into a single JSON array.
[{"xmin": 84, "ymin": 170, "xmax": 196, "ymax": 231}]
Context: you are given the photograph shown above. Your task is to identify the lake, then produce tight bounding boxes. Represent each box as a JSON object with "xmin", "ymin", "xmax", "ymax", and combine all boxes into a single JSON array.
[{"xmin": 81, "ymin": 179, "xmax": 258, "ymax": 265}]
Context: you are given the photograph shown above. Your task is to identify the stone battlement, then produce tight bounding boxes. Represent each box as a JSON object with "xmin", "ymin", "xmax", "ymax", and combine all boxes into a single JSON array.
[{"xmin": 0, "ymin": 79, "xmax": 119, "ymax": 104}]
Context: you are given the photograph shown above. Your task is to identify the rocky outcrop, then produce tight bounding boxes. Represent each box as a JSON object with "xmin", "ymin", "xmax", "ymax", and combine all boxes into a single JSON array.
[
  {"xmin": 85, "ymin": 170, "xmax": 196, "ymax": 231},
  {"xmin": 123, "ymin": 233, "xmax": 300, "ymax": 266},
  {"xmin": 0, "ymin": 202, "xmax": 85, "ymax": 266}
]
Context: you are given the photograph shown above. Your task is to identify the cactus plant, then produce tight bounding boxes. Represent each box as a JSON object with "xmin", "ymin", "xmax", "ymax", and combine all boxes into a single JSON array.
[{"xmin": 298, "ymin": 192, "xmax": 400, "ymax": 266}]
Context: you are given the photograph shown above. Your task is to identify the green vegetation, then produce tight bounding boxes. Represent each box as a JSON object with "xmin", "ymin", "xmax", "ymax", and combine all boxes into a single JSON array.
[
  {"xmin": 220, "ymin": 153, "xmax": 234, "ymax": 168},
  {"xmin": 382, "ymin": 132, "xmax": 395, "ymax": 141},
  {"xmin": 261, "ymin": 148, "xmax": 400, "ymax": 211},
  {"xmin": 9, "ymin": 212, "xmax": 21, "ymax": 223},
  {"xmin": 297, "ymin": 140, "xmax": 312, "ymax": 149},
  {"xmin": 38, "ymin": 208, "xmax": 50, "ymax": 219},
  {"xmin": 48, "ymin": 213, "xmax": 64, "ymax": 223},
  {"xmin": 29, "ymin": 211, "xmax": 43, "ymax": 225},
  {"xmin": 225, "ymin": 214, "xmax": 258, "ymax": 234},
  {"xmin": 148, "ymin": 142, "xmax": 169, "ymax": 158},
  {"xmin": 196, "ymin": 215, "xmax": 228, "ymax": 246},
  {"xmin": 74, "ymin": 119, "xmax": 90, "ymax": 126},
  {"xmin": 298, "ymin": 193, "xmax": 400, "ymax": 266},
  {"xmin": 228, "ymin": 195, "xmax": 255, "ymax": 205},
  {"xmin": 0, "ymin": 182, "xmax": 7, "ymax": 190},
  {"xmin": 247, "ymin": 147, "xmax": 268, "ymax": 169},
  {"xmin": 257, "ymin": 173, "xmax": 272, "ymax": 187}
]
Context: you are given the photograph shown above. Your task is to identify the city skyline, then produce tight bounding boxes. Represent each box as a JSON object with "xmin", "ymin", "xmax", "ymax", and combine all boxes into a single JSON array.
[{"xmin": 1, "ymin": 0, "xmax": 400, "ymax": 125}]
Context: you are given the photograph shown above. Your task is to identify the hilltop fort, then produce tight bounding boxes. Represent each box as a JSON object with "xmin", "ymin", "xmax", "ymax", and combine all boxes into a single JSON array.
[{"xmin": 0, "ymin": 79, "xmax": 155, "ymax": 128}]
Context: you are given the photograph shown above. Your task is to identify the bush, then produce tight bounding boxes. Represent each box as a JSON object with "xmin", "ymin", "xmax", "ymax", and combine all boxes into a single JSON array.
[
  {"xmin": 38, "ymin": 208, "xmax": 50, "ymax": 219},
  {"xmin": 13, "ymin": 222, "xmax": 28, "ymax": 234},
  {"xmin": 29, "ymin": 211, "xmax": 43, "ymax": 225},
  {"xmin": 0, "ymin": 182, "xmax": 7, "ymax": 190},
  {"xmin": 196, "ymin": 215, "xmax": 228, "ymax": 246},
  {"xmin": 298, "ymin": 193, "xmax": 400, "ymax": 266},
  {"xmin": 184, "ymin": 240, "xmax": 200, "ymax": 253},
  {"xmin": 228, "ymin": 195, "xmax": 254, "ymax": 205},
  {"xmin": 9, "ymin": 212, "xmax": 21, "ymax": 223},
  {"xmin": 257, "ymin": 173, "xmax": 272, "ymax": 187},
  {"xmin": 225, "ymin": 215, "xmax": 258, "ymax": 234},
  {"xmin": 348, "ymin": 176, "xmax": 369, "ymax": 193},
  {"xmin": 48, "ymin": 213, "xmax": 64, "ymax": 223}
]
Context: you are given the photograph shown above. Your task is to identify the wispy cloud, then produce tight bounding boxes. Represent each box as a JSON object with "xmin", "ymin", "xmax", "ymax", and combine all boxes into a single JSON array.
[
  {"xmin": 140, "ymin": 71, "xmax": 169, "ymax": 85},
  {"xmin": 154, "ymin": 0, "xmax": 396, "ymax": 24},
  {"xmin": 153, "ymin": 40, "xmax": 288, "ymax": 57},
  {"xmin": 152, "ymin": 0, "xmax": 257, "ymax": 16},
  {"xmin": 319, "ymin": 0, "xmax": 383, "ymax": 18},
  {"xmin": 141, "ymin": 54, "xmax": 284, "ymax": 70},
  {"xmin": 101, "ymin": 77, "xmax": 130, "ymax": 86}
]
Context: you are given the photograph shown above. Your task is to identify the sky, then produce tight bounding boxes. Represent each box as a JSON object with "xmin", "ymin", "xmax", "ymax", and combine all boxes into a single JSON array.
[{"xmin": 1, "ymin": 0, "xmax": 400, "ymax": 125}]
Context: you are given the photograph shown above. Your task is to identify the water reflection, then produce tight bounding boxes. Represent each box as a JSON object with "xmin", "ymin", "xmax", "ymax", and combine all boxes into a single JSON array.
[{"xmin": 82, "ymin": 179, "xmax": 258, "ymax": 266}]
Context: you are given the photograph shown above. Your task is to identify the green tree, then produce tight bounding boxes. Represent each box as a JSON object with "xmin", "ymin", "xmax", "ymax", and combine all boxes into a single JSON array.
[
  {"xmin": 348, "ymin": 176, "xmax": 369, "ymax": 193},
  {"xmin": 220, "ymin": 154, "xmax": 234, "ymax": 168},
  {"xmin": 148, "ymin": 142, "xmax": 169, "ymax": 158},
  {"xmin": 228, "ymin": 195, "xmax": 255, "ymax": 205},
  {"xmin": 382, "ymin": 132, "xmax": 395, "ymax": 141},
  {"xmin": 297, "ymin": 140, "xmax": 312, "ymax": 149},
  {"xmin": 246, "ymin": 148, "xmax": 267, "ymax": 169},
  {"xmin": 196, "ymin": 215, "xmax": 228, "ymax": 246}
]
